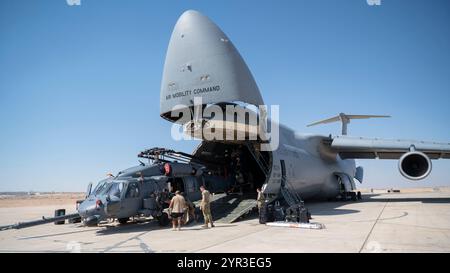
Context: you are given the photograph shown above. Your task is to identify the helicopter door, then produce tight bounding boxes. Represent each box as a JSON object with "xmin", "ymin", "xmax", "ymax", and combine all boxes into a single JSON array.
[
  {"xmin": 168, "ymin": 177, "xmax": 185, "ymax": 193},
  {"xmin": 183, "ymin": 176, "xmax": 201, "ymax": 201},
  {"xmin": 106, "ymin": 182, "xmax": 125, "ymax": 216},
  {"xmin": 120, "ymin": 182, "xmax": 141, "ymax": 218}
]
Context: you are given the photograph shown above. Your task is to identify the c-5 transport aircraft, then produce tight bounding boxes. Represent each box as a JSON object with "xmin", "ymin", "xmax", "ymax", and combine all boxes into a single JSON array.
[{"xmin": 158, "ymin": 10, "xmax": 450, "ymax": 204}]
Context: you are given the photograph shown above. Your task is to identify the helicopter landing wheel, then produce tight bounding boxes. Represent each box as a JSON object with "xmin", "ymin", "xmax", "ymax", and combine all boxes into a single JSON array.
[
  {"xmin": 118, "ymin": 217, "xmax": 129, "ymax": 224},
  {"xmin": 157, "ymin": 213, "xmax": 170, "ymax": 226}
]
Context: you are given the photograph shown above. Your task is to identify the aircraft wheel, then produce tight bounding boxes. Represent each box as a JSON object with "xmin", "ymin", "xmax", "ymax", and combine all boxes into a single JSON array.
[
  {"xmin": 357, "ymin": 191, "xmax": 362, "ymax": 200},
  {"xmin": 351, "ymin": 192, "xmax": 357, "ymax": 201},
  {"xmin": 118, "ymin": 217, "xmax": 129, "ymax": 224},
  {"xmin": 158, "ymin": 213, "xmax": 169, "ymax": 226}
]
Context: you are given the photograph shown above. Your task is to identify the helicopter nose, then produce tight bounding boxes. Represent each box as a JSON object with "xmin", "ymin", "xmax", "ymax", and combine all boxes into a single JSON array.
[
  {"xmin": 77, "ymin": 200, "xmax": 105, "ymax": 226},
  {"xmin": 84, "ymin": 215, "xmax": 100, "ymax": 227},
  {"xmin": 77, "ymin": 200, "xmax": 98, "ymax": 218}
]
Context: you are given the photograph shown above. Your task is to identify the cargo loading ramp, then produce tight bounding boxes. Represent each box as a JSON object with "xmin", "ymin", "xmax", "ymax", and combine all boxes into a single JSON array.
[{"xmin": 194, "ymin": 193, "xmax": 257, "ymax": 223}]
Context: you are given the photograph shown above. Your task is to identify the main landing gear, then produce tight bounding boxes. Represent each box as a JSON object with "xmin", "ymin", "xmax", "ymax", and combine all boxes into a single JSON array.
[{"xmin": 335, "ymin": 191, "xmax": 362, "ymax": 201}]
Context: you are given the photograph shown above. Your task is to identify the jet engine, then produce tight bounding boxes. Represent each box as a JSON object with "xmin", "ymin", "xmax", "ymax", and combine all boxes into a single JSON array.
[{"xmin": 398, "ymin": 151, "xmax": 432, "ymax": 180}]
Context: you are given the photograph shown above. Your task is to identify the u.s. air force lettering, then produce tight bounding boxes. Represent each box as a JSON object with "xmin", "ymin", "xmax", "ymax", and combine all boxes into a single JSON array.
[{"xmin": 165, "ymin": 85, "xmax": 221, "ymax": 100}]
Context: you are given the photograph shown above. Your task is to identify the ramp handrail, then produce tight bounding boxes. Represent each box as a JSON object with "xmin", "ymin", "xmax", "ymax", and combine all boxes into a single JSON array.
[
  {"xmin": 280, "ymin": 176, "xmax": 304, "ymax": 207},
  {"xmin": 245, "ymin": 142, "xmax": 270, "ymax": 177}
]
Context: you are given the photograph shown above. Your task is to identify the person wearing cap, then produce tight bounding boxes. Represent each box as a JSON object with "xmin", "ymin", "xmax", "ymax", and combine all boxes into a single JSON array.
[{"xmin": 168, "ymin": 190, "xmax": 187, "ymax": 231}]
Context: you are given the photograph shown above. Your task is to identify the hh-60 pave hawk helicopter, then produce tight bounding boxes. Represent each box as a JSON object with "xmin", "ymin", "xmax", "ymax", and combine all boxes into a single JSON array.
[
  {"xmin": 77, "ymin": 148, "xmax": 217, "ymax": 227},
  {"xmin": 0, "ymin": 148, "xmax": 233, "ymax": 230}
]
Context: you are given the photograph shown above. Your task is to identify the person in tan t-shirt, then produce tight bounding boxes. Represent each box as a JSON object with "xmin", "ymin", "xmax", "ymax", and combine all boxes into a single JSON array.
[{"xmin": 169, "ymin": 190, "xmax": 186, "ymax": 231}]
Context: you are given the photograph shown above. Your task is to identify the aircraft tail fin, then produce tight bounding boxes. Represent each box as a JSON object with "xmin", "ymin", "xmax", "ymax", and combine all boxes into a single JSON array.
[{"xmin": 307, "ymin": 113, "xmax": 390, "ymax": 135}]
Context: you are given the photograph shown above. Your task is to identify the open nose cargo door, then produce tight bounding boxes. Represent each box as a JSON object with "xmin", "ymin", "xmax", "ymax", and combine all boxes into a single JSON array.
[{"xmin": 160, "ymin": 10, "xmax": 264, "ymax": 124}]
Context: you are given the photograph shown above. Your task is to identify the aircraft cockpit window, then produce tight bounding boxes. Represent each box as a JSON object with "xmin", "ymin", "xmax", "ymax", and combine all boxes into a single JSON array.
[
  {"xmin": 93, "ymin": 181, "xmax": 108, "ymax": 195},
  {"xmin": 126, "ymin": 182, "xmax": 140, "ymax": 198},
  {"xmin": 108, "ymin": 182, "xmax": 124, "ymax": 198}
]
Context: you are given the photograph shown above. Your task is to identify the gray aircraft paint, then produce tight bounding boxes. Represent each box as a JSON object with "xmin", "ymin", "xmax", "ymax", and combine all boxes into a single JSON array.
[
  {"xmin": 263, "ymin": 124, "xmax": 356, "ymax": 199},
  {"xmin": 160, "ymin": 10, "xmax": 264, "ymax": 120},
  {"xmin": 159, "ymin": 10, "xmax": 450, "ymax": 200}
]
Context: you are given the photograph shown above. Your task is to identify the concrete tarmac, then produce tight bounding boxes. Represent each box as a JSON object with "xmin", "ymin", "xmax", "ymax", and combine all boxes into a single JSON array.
[{"xmin": 1, "ymin": 190, "xmax": 450, "ymax": 252}]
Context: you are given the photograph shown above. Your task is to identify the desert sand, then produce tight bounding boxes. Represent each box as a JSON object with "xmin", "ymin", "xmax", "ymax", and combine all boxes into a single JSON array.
[{"xmin": 0, "ymin": 193, "xmax": 85, "ymax": 208}]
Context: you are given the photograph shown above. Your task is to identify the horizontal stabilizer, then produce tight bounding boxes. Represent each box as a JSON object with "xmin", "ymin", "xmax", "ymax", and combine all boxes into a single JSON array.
[{"xmin": 307, "ymin": 113, "xmax": 390, "ymax": 135}]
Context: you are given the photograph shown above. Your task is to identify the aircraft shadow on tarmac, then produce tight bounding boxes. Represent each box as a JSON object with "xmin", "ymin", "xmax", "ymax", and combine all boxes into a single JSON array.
[
  {"xmin": 17, "ymin": 227, "xmax": 96, "ymax": 240},
  {"xmin": 305, "ymin": 201, "xmax": 360, "ymax": 216},
  {"xmin": 16, "ymin": 220, "xmax": 235, "ymax": 240},
  {"xmin": 95, "ymin": 219, "xmax": 238, "ymax": 236},
  {"xmin": 95, "ymin": 221, "xmax": 161, "ymax": 235}
]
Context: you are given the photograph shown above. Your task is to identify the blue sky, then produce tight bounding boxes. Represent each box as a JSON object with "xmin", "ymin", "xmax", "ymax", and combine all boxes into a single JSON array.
[{"xmin": 0, "ymin": 0, "xmax": 449, "ymax": 192}]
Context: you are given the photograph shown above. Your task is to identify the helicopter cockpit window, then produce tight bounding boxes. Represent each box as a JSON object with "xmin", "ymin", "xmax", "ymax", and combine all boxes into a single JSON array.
[
  {"xmin": 108, "ymin": 182, "xmax": 124, "ymax": 198},
  {"xmin": 93, "ymin": 180, "xmax": 109, "ymax": 195},
  {"xmin": 125, "ymin": 182, "xmax": 140, "ymax": 198}
]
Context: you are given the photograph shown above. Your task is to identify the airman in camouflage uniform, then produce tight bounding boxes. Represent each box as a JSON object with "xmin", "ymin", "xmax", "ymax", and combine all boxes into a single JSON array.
[{"xmin": 200, "ymin": 185, "xmax": 215, "ymax": 228}]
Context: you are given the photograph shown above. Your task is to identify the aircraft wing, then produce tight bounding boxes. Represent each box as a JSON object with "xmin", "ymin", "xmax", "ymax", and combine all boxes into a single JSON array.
[{"xmin": 327, "ymin": 135, "xmax": 450, "ymax": 160}]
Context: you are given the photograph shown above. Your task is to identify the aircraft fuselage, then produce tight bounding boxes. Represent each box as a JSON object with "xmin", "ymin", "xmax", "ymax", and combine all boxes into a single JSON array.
[{"xmin": 250, "ymin": 124, "xmax": 356, "ymax": 200}]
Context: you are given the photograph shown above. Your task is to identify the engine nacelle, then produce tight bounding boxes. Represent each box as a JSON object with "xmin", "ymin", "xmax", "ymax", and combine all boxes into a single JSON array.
[{"xmin": 398, "ymin": 151, "xmax": 432, "ymax": 180}]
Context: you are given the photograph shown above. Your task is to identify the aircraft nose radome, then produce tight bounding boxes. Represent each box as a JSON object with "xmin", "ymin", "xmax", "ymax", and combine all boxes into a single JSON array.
[
  {"xmin": 175, "ymin": 10, "xmax": 216, "ymax": 31},
  {"xmin": 177, "ymin": 10, "xmax": 205, "ymax": 25},
  {"xmin": 171, "ymin": 9, "xmax": 230, "ymax": 48},
  {"xmin": 77, "ymin": 201, "xmax": 95, "ymax": 217}
]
